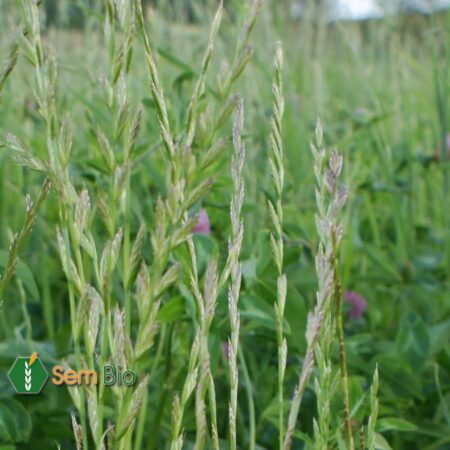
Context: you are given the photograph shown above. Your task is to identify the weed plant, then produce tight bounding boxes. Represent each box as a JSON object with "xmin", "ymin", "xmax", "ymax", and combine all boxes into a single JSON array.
[{"xmin": 0, "ymin": 1, "xmax": 449, "ymax": 449}]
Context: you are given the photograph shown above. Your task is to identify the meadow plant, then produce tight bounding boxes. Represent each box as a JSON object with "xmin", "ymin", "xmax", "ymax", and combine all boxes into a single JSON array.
[
  {"xmin": 3, "ymin": 0, "xmax": 259, "ymax": 448},
  {"xmin": 5, "ymin": 0, "xmax": 447, "ymax": 449},
  {"xmin": 267, "ymin": 42, "xmax": 288, "ymax": 450}
]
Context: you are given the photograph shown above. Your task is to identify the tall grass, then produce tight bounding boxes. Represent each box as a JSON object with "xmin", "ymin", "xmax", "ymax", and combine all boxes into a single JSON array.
[{"xmin": 0, "ymin": 1, "xmax": 449, "ymax": 449}]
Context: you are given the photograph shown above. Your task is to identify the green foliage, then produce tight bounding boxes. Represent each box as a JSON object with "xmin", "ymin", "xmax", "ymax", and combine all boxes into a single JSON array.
[{"xmin": 0, "ymin": 0, "xmax": 449, "ymax": 449}]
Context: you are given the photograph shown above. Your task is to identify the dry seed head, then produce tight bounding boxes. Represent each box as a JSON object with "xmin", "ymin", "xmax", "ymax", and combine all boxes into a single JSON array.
[
  {"xmin": 112, "ymin": 307, "xmax": 128, "ymax": 368},
  {"xmin": 204, "ymin": 260, "xmax": 218, "ymax": 321},
  {"xmin": 75, "ymin": 188, "xmax": 90, "ymax": 239},
  {"xmin": 71, "ymin": 413, "xmax": 83, "ymax": 450},
  {"xmin": 136, "ymin": 262, "xmax": 150, "ymax": 318}
]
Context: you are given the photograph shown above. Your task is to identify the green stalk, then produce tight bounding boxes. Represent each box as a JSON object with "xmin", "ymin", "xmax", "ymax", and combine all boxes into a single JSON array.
[
  {"xmin": 133, "ymin": 388, "xmax": 149, "ymax": 450},
  {"xmin": 63, "ymin": 225, "xmax": 89, "ymax": 450},
  {"xmin": 332, "ymin": 231, "xmax": 354, "ymax": 450},
  {"xmin": 146, "ymin": 325, "xmax": 174, "ymax": 450},
  {"xmin": 96, "ymin": 309, "xmax": 110, "ymax": 446},
  {"xmin": 238, "ymin": 348, "xmax": 255, "ymax": 450},
  {"xmin": 123, "ymin": 177, "xmax": 132, "ymax": 334},
  {"xmin": 17, "ymin": 278, "xmax": 32, "ymax": 344},
  {"xmin": 42, "ymin": 253, "xmax": 55, "ymax": 341}
]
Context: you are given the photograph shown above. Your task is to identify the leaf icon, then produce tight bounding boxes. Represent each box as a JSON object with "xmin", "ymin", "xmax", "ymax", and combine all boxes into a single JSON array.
[{"xmin": 25, "ymin": 361, "xmax": 32, "ymax": 391}]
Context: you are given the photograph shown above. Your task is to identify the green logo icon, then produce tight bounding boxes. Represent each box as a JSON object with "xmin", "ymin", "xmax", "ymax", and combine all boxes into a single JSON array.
[{"xmin": 8, "ymin": 352, "xmax": 48, "ymax": 394}]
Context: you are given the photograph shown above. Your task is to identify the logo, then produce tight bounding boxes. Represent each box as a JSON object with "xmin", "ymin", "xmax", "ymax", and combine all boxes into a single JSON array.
[
  {"xmin": 51, "ymin": 365, "xmax": 136, "ymax": 386},
  {"xmin": 8, "ymin": 352, "xmax": 136, "ymax": 395},
  {"xmin": 8, "ymin": 352, "xmax": 48, "ymax": 395}
]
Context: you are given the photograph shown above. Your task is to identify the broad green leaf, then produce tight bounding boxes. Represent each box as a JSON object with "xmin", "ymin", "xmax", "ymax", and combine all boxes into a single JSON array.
[
  {"xmin": 396, "ymin": 311, "xmax": 430, "ymax": 371},
  {"xmin": 0, "ymin": 404, "xmax": 14, "ymax": 443},
  {"xmin": 374, "ymin": 353, "xmax": 422, "ymax": 398},
  {"xmin": 0, "ymin": 400, "xmax": 31, "ymax": 444},
  {"xmin": 240, "ymin": 294, "xmax": 280, "ymax": 332},
  {"xmin": 0, "ymin": 370, "xmax": 15, "ymax": 399},
  {"xmin": 377, "ymin": 417, "xmax": 418, "ymax": 432},
  {"xmin": 284, "ymin": 286, "xmax": 308, "ymax": 352},
  {"xmin": 2, "ymin": 401, "xmax": 31, "ymax": 443},
  {"xmin": 374, "ymin": 432, "xmax": 393, "ymax": 450},
  {"xmin": 157, "ymin": 296, "xmax": 185, "ymax": 324},
  {"xmin": 193, "ymin": 234, "xmax": 218, "ymax": 275}
]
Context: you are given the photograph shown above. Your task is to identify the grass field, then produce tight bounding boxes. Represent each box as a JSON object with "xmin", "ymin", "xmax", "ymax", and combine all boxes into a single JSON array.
[{"xmin": 0, "ymin": 1, "xmax": 449, "ymax": 449}]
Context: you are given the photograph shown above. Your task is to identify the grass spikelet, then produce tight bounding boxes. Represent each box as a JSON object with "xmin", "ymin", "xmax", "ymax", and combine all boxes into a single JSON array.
[
  {"xmin": 0, "ymin": 31, "xmax": 20, "ymax": 94},
  {"xmin": 71, "ymin": 413, "xmax": 84, "ymax": 450},
  {"xmin": 284, "ymin": 120, "xmax": 348, "ymax": 450},
  {"xmin": 268, "ymin": 42, "xmax": 287, "ymax": 450},
  {"xmin": 225, "ymin": 99, "xmax": 246, "ymax": 450},
  {"xmin": 0, "ymin": 178, "xmax": 51, "ymax": 299}
]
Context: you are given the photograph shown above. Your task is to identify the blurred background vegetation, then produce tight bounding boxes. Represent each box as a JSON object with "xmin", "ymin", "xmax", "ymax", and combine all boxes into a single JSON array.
[{"xmin": 1, "ymin": 0, "xmax": 449, "ymax": 449}]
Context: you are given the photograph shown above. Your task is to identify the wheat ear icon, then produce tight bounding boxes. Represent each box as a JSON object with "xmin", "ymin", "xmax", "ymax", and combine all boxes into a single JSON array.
[
  {"xmin": 25, "ymin": 352, "xmax": 38, "ymax": 392},
  {"xmin": 25, "ymin": 362, "xmax": 31, "ymax": 391}
]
